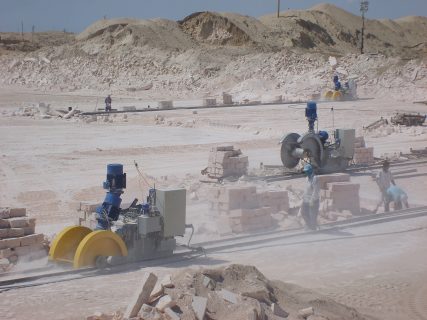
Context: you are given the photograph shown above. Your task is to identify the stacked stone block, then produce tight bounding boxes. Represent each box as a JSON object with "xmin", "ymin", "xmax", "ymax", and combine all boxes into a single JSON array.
[
  {"xmin": 206, "ymin": 146, "xmax": 248, "ymax": 179},
  {"xmin": 209, "ymin": 186, "xmax": 289, "ymax": 234},
  {"xmin": 0, "ymin": 207, "xmax": 46, "ymax": 270},
  {"xmin": 222, "ymin": 93, "xmax": 233, "ymax": 105},
  {"xmin": 353, "ymin": 136, "xmax": 374, "ymax": 165},
  {"xmin": 77, "ymin": 202, "xmax": 100, "ymax": 229},
  {"xmin": 317, "ymin": 174, "xmax": 361, "ymax": 221},
  {"xmin": 203, "ymin": 98, "xmax": 217, "ymax": 106}
]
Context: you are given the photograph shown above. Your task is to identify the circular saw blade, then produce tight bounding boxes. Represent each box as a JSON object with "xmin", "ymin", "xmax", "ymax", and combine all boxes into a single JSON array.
[
  {"xmin": 298, "ymin": 133, "xmax": 324, "ymax": 169},
  {"xmin": 280, "ymin": 132, "xmax": 301, "ymax": 168}
]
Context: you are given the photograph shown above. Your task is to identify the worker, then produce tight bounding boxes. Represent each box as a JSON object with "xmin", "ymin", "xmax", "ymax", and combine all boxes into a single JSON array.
[
  {"xmin": 105, "ymin": 94, "xmax": 112, "ymax": 112},
  {"xmin": 376, "ymin": 160, "xmax": 395, "ymax": 212},
  {"xmin": 301, "ymin": 164, "xmax": 320, "ymax": 230},
  {"xmin": 386, "ymin": 185, "xmax": 409, "ymax": 211},
  {"xmin": 333, "ymin": 75, "xmax": 341, "ymax": 91}
]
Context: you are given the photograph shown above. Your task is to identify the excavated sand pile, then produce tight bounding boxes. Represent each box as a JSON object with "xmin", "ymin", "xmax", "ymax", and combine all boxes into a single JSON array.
[
  {"xmin": 0, "ymin": 4, "xmax": 426, "ymax": 101},
  {"xmin": 87, "ymin": 264, "xmax": 370, "ymax": 320}
]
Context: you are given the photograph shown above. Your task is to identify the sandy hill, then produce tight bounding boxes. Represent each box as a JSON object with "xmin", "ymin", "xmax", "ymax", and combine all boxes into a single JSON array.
[{"xmin": 0, "ymin": 3, "xmax": 425, "ymax": 101}]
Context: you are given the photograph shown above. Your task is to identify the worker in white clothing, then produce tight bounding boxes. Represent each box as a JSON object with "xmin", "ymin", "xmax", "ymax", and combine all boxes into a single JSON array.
[
  {"xmin": 301, "ymin": 164, "xmax": 320, "ymax": 230},
  {"xmin": 376, "ymin": 160, "xmax": 395, "ymax": 212}
]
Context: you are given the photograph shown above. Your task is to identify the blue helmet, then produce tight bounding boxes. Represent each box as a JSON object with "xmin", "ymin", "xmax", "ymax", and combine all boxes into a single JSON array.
[{"xmin": 303, "ymin": 164, "xmax": 313, "ymax": 175}]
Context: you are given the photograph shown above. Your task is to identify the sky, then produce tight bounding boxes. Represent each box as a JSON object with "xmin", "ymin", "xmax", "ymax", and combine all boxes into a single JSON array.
[{"xmin": 1, "ymin": 0, "xmax": 426, "ymax": 33}]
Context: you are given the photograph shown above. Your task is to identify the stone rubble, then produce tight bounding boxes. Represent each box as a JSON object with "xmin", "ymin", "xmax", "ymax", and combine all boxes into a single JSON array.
[{"xmin": 86, "ymin": 264, "xmax": 369, "ymax": 320}]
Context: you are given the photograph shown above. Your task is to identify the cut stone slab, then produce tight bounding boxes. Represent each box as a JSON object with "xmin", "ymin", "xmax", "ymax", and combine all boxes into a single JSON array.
[
  {"xmin": 155, "ymin": 295, "xmax": 176, "ymax": 311},
  {"xmin": 0, "ymin": 219, "xmax": 10, "ymax": 228},
  {"xmin": 8, "ymin": 217, "xmax": 31, "ymax": 228},
  {"xmin": 20, "ymin": 234, "xmax": 44, "ymax": 246},
  {"xmin": 123, "ymin": 272, "xmax": 158, "ymax": 319},
  {"xmin": 7, "ymin": 228, "xmax": 25, "ymax": 238},
  {"xmin": 0, "ymin": 208, "xmax": 10, "ymax": 219},
  {"xmin": 220, "ymin": 288, "xmax": 238, "ymax": 304},
  {"xmin": 192, "ymin": 296, "xmax": 207, "ymax": 320},
  {"xmin": 149, "ymin": 282, "xmax": 164, "ymax": 302},
  {"xmin": 271, "ymin": 303, "xmax": 288, "ymax": 318},
  {"xmin": 9, "ymin": 208, "xmax": 26, "ymax": 218},
  {"xmin": 298, "ymin": 307, "xmax": 314, "ymax": 318}
]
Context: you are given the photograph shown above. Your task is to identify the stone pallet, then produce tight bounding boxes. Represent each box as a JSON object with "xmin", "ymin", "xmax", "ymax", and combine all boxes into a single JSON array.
[
  {"xmin": 209, "ymin": 185, "xmax": 289, "ymax": 235},
  {"xmin": 0, "ymin": 207, "xmax": 46, "ymax": 271}
]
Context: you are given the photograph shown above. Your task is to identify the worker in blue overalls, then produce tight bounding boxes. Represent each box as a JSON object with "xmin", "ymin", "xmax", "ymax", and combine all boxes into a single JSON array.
[{"xmin": 333, "ymin": 75, "xmax": 341, "ymax": 91}]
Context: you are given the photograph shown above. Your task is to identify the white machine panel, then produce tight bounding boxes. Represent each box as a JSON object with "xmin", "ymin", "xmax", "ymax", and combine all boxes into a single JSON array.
[
  {"xmin": 335, "ymin": 129, "xmax": 355, "ymax": 158},
  {"xmin": 155, "ymin": 189, "xmax": 186, "ymax": 237}
]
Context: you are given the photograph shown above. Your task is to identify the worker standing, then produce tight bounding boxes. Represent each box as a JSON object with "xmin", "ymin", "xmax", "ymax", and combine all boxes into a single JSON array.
[
  {"xmin": 105, "ymin": 94, "xmax": 112, "ymax": 112},
  {"xmin": 333, "ymin": 75, "xmax": 341, "ymax": 91},
  {"xmin": 301, "ymin": 164, "xmax": 320, "ymax": 230},
  {"xmin": 376, "ymin": 160, "xmax": 395, "ymax": 212},
  {"xmin": 386, "ymin": 185, "xmax": 409, "ymax": 211}
]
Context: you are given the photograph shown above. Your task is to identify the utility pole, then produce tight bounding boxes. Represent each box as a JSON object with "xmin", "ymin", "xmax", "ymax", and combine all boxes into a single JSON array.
[
  {"xmin": 21, "ymin": 20, "xmax": 24, "ymax": 40},
  {"xmin": 360, "ymin": 1, "xmax": 369, "ymax": 54},
  {"xmin": 277, "ymin": 0, "xmax": 280, "ymax": 18},
  {"xmin": 32, "ymin": 25, "xmax": 35, "ymax": 42}
]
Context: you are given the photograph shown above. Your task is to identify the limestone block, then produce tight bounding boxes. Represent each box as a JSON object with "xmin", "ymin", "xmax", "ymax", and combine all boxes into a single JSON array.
[
  {"xmin": 0, "ymin": 237, "xmax": 21, "ymax": 249},
  {"xmin": 192, "ymin": 296, "xmax": 208, "ymax": 320},
  {"xmin": 316, "ymin": 173, "xmax": 350, "ymax": 189},
  {"xmin": 0, "ymin": 208, "xmax": 10, "ymax": 219},
  {"xmin": 155, "ymin": 295, "xmax": 176, "ymax": 311},
  {"xmin": 0, "ymin": 248, "xmax": 12, "ymax": 259},
  {"xmin": 20, "ymin": 234, "xmax": 44, "ymax": 246},
  {"xmin": 7, "ymin": 228, "xmax": 25, "ymax": 238},
  {"xmin": 123, "ymin": 272, "xmax": 158, "ymax": 319},
  {"xmin": 222, "ymin": 93, "xmax": 233, "ymax": 105},
  {"xmin": 8, "ymin": 217, "xmax": 31, "ymax": 228},
  {"xmin": 0, "ymin": 229, "xmax": 8, "ymax": 238},
  {"xmin": 220, "ymin": 289, "xmax": 238, "ymax": 304},
  {"xmin": 0, "ymin": 219, "xmax": 10, "ymax": 228},
  {"xmin": 203, "ymin": 98, "xmax": 217, "ymax": 106},
  {"xmin": 158, "ymin": 101, "xmax": 173, "ymax": 109},
  {"xmin": 23, "ymin": 226, "xmax": 35, "ymax": 235},
  {"xmin": 9, "ymin": 208, "xmax": 26, "ymax": 218}
]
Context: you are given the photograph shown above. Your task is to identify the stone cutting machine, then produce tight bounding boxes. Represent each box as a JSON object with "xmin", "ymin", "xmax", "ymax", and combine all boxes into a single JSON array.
[
  {"xmin": 279, "ymin": 101, "xmax": 355, "ymax": 173},
  {"xmin": 49, "ymin": 164, "xmax": 187, "ymax": 269}
]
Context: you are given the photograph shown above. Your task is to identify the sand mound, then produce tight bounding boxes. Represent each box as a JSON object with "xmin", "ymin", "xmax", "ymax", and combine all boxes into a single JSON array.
[{"xmin": 179, "ymin": 12, "xmax": 255, "ymax": 46}]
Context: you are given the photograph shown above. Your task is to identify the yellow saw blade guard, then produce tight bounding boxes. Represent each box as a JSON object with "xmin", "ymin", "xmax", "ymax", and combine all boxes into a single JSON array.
[
  {"xmin": 49, "ymin": 226, "xmax": 92, "ymax": 264},
  {"xmin": 49, "ymin": 226, "xmax": 128, "ymax": 269},
  {"xmin": 73, "ymin": 230, "xmax": 128, "ymax": 269}
]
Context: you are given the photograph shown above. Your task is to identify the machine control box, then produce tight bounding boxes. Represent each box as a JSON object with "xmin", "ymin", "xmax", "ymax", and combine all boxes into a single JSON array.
[
  {"xmin": 335, "ymin": 129, "xmax": 356, "ymax": 158},
  {"xmin": 137, "ymin": 215, "xmax": 161, "ymax": 236},
  {"xmin": 155, "ymin": 189, "xmax": 186, "ymax": 237}
]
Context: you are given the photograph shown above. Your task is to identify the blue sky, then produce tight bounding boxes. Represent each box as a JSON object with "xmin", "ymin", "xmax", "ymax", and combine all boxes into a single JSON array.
[{"xmin": 1, "ymin": 0, "xmax": 426, "ymax": 33}]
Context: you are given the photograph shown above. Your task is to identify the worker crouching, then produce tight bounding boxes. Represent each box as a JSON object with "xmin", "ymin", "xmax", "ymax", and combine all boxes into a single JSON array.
[{"xmin": 301, "ymin": 164, "xmax": 320, "ymax": 230}]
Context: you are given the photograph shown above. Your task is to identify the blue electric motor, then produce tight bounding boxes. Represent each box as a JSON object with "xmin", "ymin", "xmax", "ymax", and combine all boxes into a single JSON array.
[
  {"xmin": 305, "ymin": 101, "xmax": 317, "ymax": 132},
  {"xmin": 95, "ymin": 164, "xmax": 127, "ymax": 230}
]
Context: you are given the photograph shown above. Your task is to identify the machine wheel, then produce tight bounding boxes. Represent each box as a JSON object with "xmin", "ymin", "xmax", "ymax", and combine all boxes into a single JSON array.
[
  {"xmin": 280, "ymin": 133, "xmax": 301, "ymax": 168},
  {"xmin": 95, "ymin": 256, "xmax": 109, "ymax": 269},
  {"xmin": 73, "ymin": 230, "xmax": 128, "ymax": 269},
  {"xmin": 49, "ymin": 226, "xmax": 92, "ymax": 264},
  {"xmin": 332, "ymin": 91, "xmax": 342, "ymax": 101}
]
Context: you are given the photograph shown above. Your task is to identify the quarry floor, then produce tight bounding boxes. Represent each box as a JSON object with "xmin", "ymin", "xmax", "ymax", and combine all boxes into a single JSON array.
[{"xmin": 0, "ymin": 87, "xmax": 427, "ymax": 320}]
